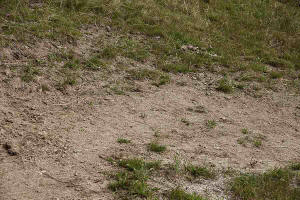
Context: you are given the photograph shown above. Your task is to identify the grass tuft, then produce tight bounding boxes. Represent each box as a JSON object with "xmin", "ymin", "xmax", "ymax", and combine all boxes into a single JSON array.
[
  {"xmin": 206, "ymin": 120, "xmax": 217, "ymax": 129},
  {"xmin": 170, "ymin": 188, "xmax": 206, "ymax": 200},
  {"xmin": 186, "ymin": 165, "xmax": 216, "ymax": 179},
  {"xmin": 117, "ymin": 138, "xmax": 131, "ymax": 144},
  {"xmin": 109, "ymin": 158, "xmax": 161, "ymax": 198},
  {"xmin": 216, "ymin": 78, "xmax": 234, "ymax": 93},
  {"xmin": 148, "ymin": 142, "xmax": 167, "ymax": 153}
]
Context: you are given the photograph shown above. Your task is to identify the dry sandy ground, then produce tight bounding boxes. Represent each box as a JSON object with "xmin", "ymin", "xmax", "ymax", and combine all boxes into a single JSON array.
[
  {"xmin": 1, "ymin": 71, "xmax": 300, "ymax": 199},
  {"xmin": 0, "ymin": 28, "xmax": 300, "ymax": 200}
]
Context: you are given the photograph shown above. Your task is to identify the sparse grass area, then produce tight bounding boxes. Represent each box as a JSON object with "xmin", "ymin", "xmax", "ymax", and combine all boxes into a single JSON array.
[
  {"xmin": 230, "ymin": 166, "xmax": 300, "ymax": 200},
  {"xmin": 270, "ymin": 71, "xmax": 284, "ymax": 79},
  {"xmin": 159, "ymin": 64, "xmax": 193, "ymax": 74},
  {"xmin": 118, "ymin": 158, "xmax": 161, "ymax": 171},
  {"xmin": 109, "ymin": 158, "xmax": 161, "ymax": 199},
  {"xmin": 148, "ymin": 142, "xmax": 167, "ymax": 153},
  {"xmin": 21, "ymin": 65, "xmax": 39, "ymax": 82},
  {"xmin": 117, "ymin": 138, "xmax": 131, "ymax": 144},
  {"xmin": 109, "ymin": 158, "xmax": 210, "ymax": 199},
  {"xmin": 1, "ymin": 0, "xmax": 299, "ymax": 92},
  {"xmin": 109, "ymin": 85, "xmax": 125, "ymax": 95},
  {"xmin": 169, "ymin": 188, "xmax": 206, "ymax": 200},
  {"xmin": 127, "ymin": 68, "xmax": 170, "ymax": 86},
  {"xmin": 237, "ymin": 130, "xmax": 266, "ymax": 148},
  {"xmin": 85, "ymin": 55, "xmax": 105, "ymax": 70},
  {"xmin": 216, "ymin": 78, "xmax": 234, "ymax": 93},
  {"xmin": 186, "ymin": 165, "xmax": 216, "ymax": 180}
]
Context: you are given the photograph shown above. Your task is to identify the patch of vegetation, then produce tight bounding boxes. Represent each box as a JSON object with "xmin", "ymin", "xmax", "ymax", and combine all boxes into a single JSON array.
[
  {"xmin": 100, "ymin": 47, "xmax": 118, "ymax": 59},
  {"xmin": 85, "ymin": 55, "xmax": 105, "ymax": 70},
  {"xmin": 241, "ymin": 128, "xmax": 249, "ymax": 135},
  {"xmin": 148, "ymin": 142, "xmax": 167, "ymax": 153},
  {"xmin": 206, "ymin": 120, "xmax": 217, "ymax": 129},
  {"xmin": 237, "ymin": 136, "xmax": 251, "ymax": 146},
  {"xmin": 290, "ymin": 163, "xmax": 300, "ymax": 171},
  {"xmin": 159, "ymin": 64, "xmax": 193, "ymax": 74},
  {"xmin": 230, "ymin": 167, "xmax": 300, "ymax": 200},
  {"xmin": 169, "ymin": 188, "xmax": 206, "ymax": 200},
  {"xmin": 216, "ymin": 78, "xmax": 234, "ymax": 93},
  {"xmin": 64, "ymin": 59, "xmax": 80, "ymax": 70},
  {"xmin": 118, "ymin": 158, "xmax": 161, "ymax": 171},
  {"xmin": 108, "ymin": 171, "xmax": 153, "ymax": 198},
  {"xmin": 237, "ymin": 131, "xmax": 266, "ymax": 148},
  {"xmin": 110, "ymin": 86, "xmax": 125, "ymax": 95},
  {"xmin": 21, "ymin": 65, "xmax": 39, "ymax": 82},
  {"xmin": 152, "ymin": 74, "xmax": 170, "ymax": 87},
  {"xmin": 186, "ymin": 165, "xmax": 216, "ymax": 180},
  {"xmin": 253, "ymin": 139, "xmax": 262, "ymax": 148},
  {"xmin": 127, "ymin": 69, "xmax": 170, "ymax": 87},
  {"xmin": 117, "ymin": 138, "xmax": 131, "ymax": 144},
  {"xmin": 109, "ymin": 158, "xmax": 161, "ymax": 199},
  {"xmin": 250, "ymin": 63, "xmax": 268, "ymax": 73},
  {"xmin": 118, "ymin": 38, "xmax": 150, "ymax": 62},
  {"xmin": 270, "ymin": 71, "xmax": 284, "ymax": 79},
  {"xmin": 55, "ymin": 71, "xmax": 78, "ymax": 91},
  {"xmin": 63, "ymin": 74, "xmax": 77, "ymax": 86},
  {"xmin": 1, "ymin": 0, "xmax": 299, "ymax": 91}
]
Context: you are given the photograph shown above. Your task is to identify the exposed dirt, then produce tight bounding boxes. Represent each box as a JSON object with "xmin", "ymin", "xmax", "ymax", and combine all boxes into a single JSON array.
[{"xmin": 0, "ymin": 27, "xmax": 300, "ymax": 200}]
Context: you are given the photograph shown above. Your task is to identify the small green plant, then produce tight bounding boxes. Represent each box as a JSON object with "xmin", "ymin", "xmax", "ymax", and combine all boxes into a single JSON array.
[
  {"xmin": 148, "ymin": 142, "xmax": 167, "ymax": 153},
  {"xmin": 253, "ymin": 139, "xmax": 262, "ymax": 148},
  {"xmin": 237, "ymin": 136, "xmax": 251, "ymax": 146},
  {"xmin": 117, "ymin": 138, "xmax": 131, "ymax": 144},
  {"xmin": 216, "ymin": 78, "xmax": 234, "ymax": 93},
  {"xmin": 169, "ymin": 187, "xmax": 206, "ymax": 200},
  {"xmin": 185, "ymin": 165, "xmax": 216, "ymax": 179},
  {"xmin": 242, "ymin": 128, "xmax": 249, "ymax": 134},
  {"xmin": 206, "ymin": 120, "xmax": 217, "ymax": 129}
]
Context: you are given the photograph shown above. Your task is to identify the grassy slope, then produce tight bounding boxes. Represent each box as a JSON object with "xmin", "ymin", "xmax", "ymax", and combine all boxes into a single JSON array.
[{"xmin": 0, "ymin": 0, "xmax": 300, "ymax": 92}]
